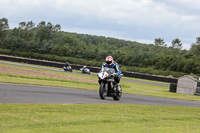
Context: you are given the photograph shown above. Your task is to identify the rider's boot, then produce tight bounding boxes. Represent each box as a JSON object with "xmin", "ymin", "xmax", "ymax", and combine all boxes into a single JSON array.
[{"xmin": 116, "ymin": 83, "xmax": 122, "ymax": 93}]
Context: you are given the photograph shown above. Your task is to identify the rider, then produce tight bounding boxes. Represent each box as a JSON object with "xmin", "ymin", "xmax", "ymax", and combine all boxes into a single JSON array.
[
  {"xmin": 101, "ymin": 56, "xmax": 122, "ymax": 92},
  {"xmin": 81, "ymin": 66, "xmax": 87, "ymax": 72},
  {"xmin": 65, "ymin": 62, "xmax": 69, "ymax": 67},
  {"xmin": 83, "ymin": 66, "xmax": 87, "ymax": 70}
]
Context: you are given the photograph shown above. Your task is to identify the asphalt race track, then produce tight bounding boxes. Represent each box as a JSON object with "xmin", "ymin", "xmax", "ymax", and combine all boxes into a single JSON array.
[
  {"xmin": 0, "ymin": 61, "xmax": 169, "ymax": 87},
  {"xmin": 1, "ymin": 83, "xmax": 200, "ymax": 107},
  {"xmin": 0, "ymin": 61, "xmax": 199, "ymax": 107}
]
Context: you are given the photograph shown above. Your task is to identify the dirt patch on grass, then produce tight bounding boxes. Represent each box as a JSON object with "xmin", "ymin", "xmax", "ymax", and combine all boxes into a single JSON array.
[{"xmin": 0, "ymin": 65, "xmax": 97, "ymax": 84}]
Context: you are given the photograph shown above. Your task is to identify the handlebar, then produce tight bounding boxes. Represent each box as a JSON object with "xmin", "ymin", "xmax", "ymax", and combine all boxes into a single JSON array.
[{"xmin": 112, "ymin": 73, "xmax": 123, "ymax": 77}]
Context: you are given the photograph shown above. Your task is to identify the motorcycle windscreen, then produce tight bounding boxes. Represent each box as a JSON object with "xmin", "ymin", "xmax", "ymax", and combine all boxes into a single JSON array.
[{"xmin": 103, "ymin": 67, "xmax": 115, "ymax": 74}]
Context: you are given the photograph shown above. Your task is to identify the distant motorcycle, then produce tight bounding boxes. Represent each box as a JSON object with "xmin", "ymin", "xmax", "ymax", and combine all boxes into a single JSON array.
[
  {"xmin": 97, "ymin": 67, "xmax": 122, "ymax": 100},
  {"xmin": 63, "ymin": 66, "xmax": 73, "ymax": 72},
  {"xmin": 80, "ymin": 67, "xmax": 90, "ymax": 74}
]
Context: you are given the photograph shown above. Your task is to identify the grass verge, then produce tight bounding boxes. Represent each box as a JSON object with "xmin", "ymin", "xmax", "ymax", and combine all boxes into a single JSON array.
[
  {"xmin": 0, "ymin": 104, "xmax": 200, "ymax": 133},
  {"xmin": 0, "ymin": 61, "xmax": 200, "ymax": 101},
  {"xmin": 0, "ymin": 60, "xmax": 170, "ymax": 84},
  {"xmin": 0, "ymin": 74, "xmax": 98, "ymax": 91},
  {"xmin": 0, "ymin": 73, "xmax": 200, "ymax": 101}
]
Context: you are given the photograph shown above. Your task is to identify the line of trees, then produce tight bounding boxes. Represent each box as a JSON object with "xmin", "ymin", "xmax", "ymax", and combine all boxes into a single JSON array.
[{"xmin": 1, "ymin": 18, "xmax": 200, "ymax": 77}]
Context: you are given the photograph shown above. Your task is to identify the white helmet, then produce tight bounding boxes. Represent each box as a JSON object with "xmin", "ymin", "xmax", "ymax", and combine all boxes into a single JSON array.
[{"xmin": 106, "ymin": 56, "xmax": 113, "ymax": 66}]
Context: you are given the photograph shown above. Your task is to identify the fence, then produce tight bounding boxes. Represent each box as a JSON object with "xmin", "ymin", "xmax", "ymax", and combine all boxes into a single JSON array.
[{"xmin": 0, "ymin": 55, "xmax": 178, "ymax": 83}]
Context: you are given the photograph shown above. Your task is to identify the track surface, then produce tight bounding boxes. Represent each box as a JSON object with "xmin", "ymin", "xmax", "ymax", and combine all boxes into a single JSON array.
[
  {"xmin": 1, "ymin": 61, "xmax": 199, "ymax": 107},
  {"xmin": 0, "ymin": 61, "xmax": 169, "ymax": 87},
  {"xmin": 1, "ymin": 83, "xmax": 200, "ymax": 107}
]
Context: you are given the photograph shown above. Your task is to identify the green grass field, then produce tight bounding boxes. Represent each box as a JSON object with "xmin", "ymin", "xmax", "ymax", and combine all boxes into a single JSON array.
[
  {"xmin": 0, "ymin": 104, "xmax": 200, "ymax": 133},
  {"xmin": 0, "ymin": 61, "xmax": 200, "ymax": 133}
]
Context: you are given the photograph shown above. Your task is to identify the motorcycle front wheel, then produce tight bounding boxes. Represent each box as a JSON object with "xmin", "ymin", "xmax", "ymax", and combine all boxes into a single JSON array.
[{"xmin": 99, "ymin": 83, "xmax": 107, "ymax": 99}]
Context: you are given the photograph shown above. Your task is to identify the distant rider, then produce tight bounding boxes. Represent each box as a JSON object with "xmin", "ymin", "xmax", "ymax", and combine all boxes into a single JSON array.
[
  {"xmin": 101, "ymin": 56, "xmax": 122, "ymax": 92},
  {"xmin": 82, "ymin": 66, "xmax": 87, "ymax": 70},
  {"xmin": 65, "ymin": 62, "xmax": 69, "ymax": 67}
]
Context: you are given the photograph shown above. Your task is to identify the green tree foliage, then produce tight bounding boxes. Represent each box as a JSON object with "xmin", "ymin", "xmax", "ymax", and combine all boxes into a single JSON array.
[
  {"xmin": 190, "ymin": 37, "xmax": 200, "ymax": 55},
  {"xmin": 26, "ymin": 21, "xmax": 35, "ymax": 30},
  {"xmin": 19, "ymin": 22, "xmax": 26, "ymax": 29},
  {"xmin": 1, "ymin": 18, "xmax": 200, "ymax": 77},
  {"xmin": 0, "ymin": 18, "xmax": 9, "ymax": 37},
  {"xmin": 154, "ymin": 38, "xmax": 167, "ymax": 47},
  {"xmin": 172, "ymin": 38, "xmax": 183, "ymax": 50}
]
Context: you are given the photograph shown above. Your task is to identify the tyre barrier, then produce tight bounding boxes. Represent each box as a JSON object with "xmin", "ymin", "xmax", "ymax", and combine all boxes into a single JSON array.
[
  {"xmin": 196, "ymin": 87, "xmax": 200, "ymax": 94},
  {"xmin": 122, "ymin": 71, "xmax": 178, "ymax": 83},
  {"xmin": 197, "ymin": 82, "xmax": 200, "ymax": 87},
  {"xmin": 169, "ymin": 83, "xmax": 177, "ymax": 92},
  {"xmin": 196, "ymin": 82, "xmax": 200, "ymax": 95},
  {"xmin": 0, "ymin": 55, "xmax": 178, "ymax": 83}
]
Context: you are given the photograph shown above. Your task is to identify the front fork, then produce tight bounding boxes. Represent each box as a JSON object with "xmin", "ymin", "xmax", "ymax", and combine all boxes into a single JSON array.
[
  {"xmin": 99, "ymin": 80, "xmax": 108, "ymax": 92},
  {"xmin": 99, "ymin": 79, "xmax": 116, "ymax": 94}
]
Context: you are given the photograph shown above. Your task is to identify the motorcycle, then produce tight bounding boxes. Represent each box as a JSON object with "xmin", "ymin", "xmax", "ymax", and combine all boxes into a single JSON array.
[
  {"xmin": 63, "ymin": 66, "xmax": 73, "ymax": 72},
  {"xmin": 97, "ymin": 67, "xmax": 122, "ymax": 100},
  {"xmin": 80, "ymin": 68, "xmax": 90, "ymax": 74}
]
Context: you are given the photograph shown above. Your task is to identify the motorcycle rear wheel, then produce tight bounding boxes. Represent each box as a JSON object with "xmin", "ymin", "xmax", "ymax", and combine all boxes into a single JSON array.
[
  {"xmin": 113, "ymin": 87, "xmax": 122, "ymax": 101},
  {"xmin": 113, "ymin": 93, "xmax": 121, "ymax": 100}
]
